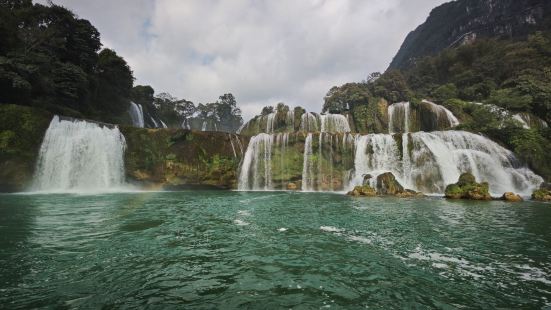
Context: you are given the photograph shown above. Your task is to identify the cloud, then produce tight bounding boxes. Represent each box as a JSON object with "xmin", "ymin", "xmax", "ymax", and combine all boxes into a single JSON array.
[{"xmin": 40, "ymin": 0, "xmax": 447, "ymax": 121}]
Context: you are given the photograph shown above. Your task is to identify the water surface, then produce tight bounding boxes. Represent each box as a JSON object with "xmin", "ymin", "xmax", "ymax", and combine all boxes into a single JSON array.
[{"xmin": 1, "ymin": 192, "xmax": 550, "ymax": 308}]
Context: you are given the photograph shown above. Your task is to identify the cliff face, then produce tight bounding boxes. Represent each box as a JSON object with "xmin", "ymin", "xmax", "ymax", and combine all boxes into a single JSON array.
[
  {"xmin": 0, "ymin": 105, "xmax": 52, "ymax": 192},
  {"xmin": 121, "ymin": 128, "xmax": 247, "ymax": 190},
  {"xmin": 389, "ymin": 0, "xmax": 551, "ymax": 69}
]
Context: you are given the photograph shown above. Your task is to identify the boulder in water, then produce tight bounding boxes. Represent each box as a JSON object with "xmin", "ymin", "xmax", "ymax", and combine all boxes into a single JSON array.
[
  {"xmin": 445, "ymin": 173, "xmax": 492, "ymax": 200},
  {"xmin": 501, "ymin": 192, "xmax": 523, "ymax": 202},
  {"xmin": 396, "ymin": 189, "xmax": 426, "ymax": 198},
  {"xmin": 286, "ymin": 182, "xmax": 298, "ymax": 190},
  {"xmin": 532, "ymin": 188, "xmax": 551, "ymax": 202},
  {"xmin": 347, "ymin": 185, "xmax": 377, "ymax": 197},
  {"xmin": 376, "ymin": 172, "xmax": 404, "ymax": 195}
]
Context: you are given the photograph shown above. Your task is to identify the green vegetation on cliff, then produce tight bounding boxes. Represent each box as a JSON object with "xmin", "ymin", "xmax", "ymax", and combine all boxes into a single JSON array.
[
  {"xmin": 0, "ymin": 104, "xmax": 52, "ymax": 191},
  {"xmin": 121, "ymin": 127, "xmax": 246, "ymax": 189}
]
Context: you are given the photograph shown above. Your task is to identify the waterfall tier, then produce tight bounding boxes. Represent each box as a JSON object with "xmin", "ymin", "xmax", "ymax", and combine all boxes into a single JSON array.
[
  {"xmin": 238, "ymin": 131, "xmax": 542, "ymax": 196},
  {"xmin": 32, "ymin": 116, "xmax": 127, "ymax": 192},
  {"xmin": 129, "ymin": 102, "xmax": 145, "ymax": 128}
]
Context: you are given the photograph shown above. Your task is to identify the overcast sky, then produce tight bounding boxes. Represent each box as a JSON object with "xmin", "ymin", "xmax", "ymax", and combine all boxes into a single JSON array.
[{"xmin": 38, "ymin": 0, "xmax": 447, "ymax": 121}]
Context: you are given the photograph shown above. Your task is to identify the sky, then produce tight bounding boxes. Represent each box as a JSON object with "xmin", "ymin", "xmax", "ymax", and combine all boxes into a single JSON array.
[{"xmin": 38, "ymin": 0, "xmax": 447, "ymax": 121}]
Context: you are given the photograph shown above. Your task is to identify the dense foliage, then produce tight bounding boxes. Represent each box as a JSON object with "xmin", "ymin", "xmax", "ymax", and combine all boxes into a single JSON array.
[
  {"xmin": 0, "ymin": 0, "xmax": 134, "ymax": 123},
  {"xmin": 150, "ymin": 92, "xmax": 243, "ymax": 132},
  {"xmin": 323, "ymin": 32, "xmax": 551, "ymax": 180},
  {"xmin": 0, "ymin": 1, "xmax": 243, "ymax": 132}
]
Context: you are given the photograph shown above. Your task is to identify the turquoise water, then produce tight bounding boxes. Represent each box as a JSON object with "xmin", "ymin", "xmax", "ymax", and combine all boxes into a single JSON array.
[{"xmin": 1, "ymin": 191, "xmax": 551, "ymax": 309}]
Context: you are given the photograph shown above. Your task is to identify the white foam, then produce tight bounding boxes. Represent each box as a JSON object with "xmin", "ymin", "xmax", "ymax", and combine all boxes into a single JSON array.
[{"xmin": 320, "ymin": 226, "xmax": 344, "ymax": 233}]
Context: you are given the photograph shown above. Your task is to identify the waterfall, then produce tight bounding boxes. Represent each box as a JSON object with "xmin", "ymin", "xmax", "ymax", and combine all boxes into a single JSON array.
[
  {"xmin": 160, "ymin": 120, "xmax": 168, "ymax": 128},
  {"xmin": 266, "ymin": 113, "xmax": 276, "ymax": 133},
  {"xmin": 202, "ymin": 121, "xmax": 207, "ymax": 131},
  {"xmin": 300, "ymin": 113, "xmax": 319, "ymax": 132},
  {"xmin": 388, "ymin": 102, "xmax": 410, "ymax": 134},
  {"xmin": 238, "ymin": 133, "xmax": 273, "ymax": 190},
  {"xmin": 128, "ymin": 101, "xmax": 145, "ymax": 128},
  {"xmin": 350, "ymin": 131, "xmax": 542, "ymax": 196},
  {"xmin": 320, "ymin": 114, "xmax": 351, "ymax": 133},
  {"xmin": 421, "ymin": 100, "xmax": 460, "ymax": 128},
  {"xmin": 302, "ymin": 133, "xmax": 315, "ymax": 191},
  {"xmin": 286, "ymin": 110, "xmax": 295, "ymax": 131},
  {"xmin": 32, "ymin": 116, "xmax": 127, "ymax": 192}
]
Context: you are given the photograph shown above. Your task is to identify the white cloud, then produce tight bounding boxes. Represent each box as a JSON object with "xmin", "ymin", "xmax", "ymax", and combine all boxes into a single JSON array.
[{"xmin": 40, "ymin": 0, "xmax": 447, "ymax": 121}]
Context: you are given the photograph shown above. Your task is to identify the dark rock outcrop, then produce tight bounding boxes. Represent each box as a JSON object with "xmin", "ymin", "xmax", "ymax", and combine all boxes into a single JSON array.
[
  {"xmin": 445, "ymin": 173, "xmax": 492, "ymax": 200},
  {"xmin": 376, "ymin": 172, "xmax": 405, "ymax": 195},
  {"xmin": 389, "ymin": 0, "xmax": 551, "ymax": 69}
]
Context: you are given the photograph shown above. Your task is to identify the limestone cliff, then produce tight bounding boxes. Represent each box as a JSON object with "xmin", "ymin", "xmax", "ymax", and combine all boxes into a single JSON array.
[{"xmin": 389, "ymin": 0, "xmax": 551, "ymax": 69}]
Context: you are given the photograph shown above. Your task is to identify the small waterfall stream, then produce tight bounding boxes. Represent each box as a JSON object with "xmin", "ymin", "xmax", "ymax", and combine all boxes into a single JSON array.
[
  {"xmin": 32, "ymin": 116, "xmax": 127, "ymax": 192},
  {"xmin": 129, "ymin": 101, "xmax": 145, "ymax": 128}
]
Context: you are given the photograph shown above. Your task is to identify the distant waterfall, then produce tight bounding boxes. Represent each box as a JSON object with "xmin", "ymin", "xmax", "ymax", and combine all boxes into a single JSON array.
[
  {"xmin": 128, "ymin": 102, "xmax": 145, "ymax": 128},
  {"xmin": 351, "ymin": 131, "xmax": 542, "ymax": 196},
  {"xmin": 300, "ymin": 113, "xmax": 319, "ymax": 132},
  {"xmin": 266, "ymin": 113, "xmax": 276, "ymax": 133},
  {"xmin": 421, "ymin": 100, "xmax": 460, "ymax": 128},
  {"xmin": 32, "ymin": 116, "xmax": 127, "ymax": 192},
  {"xmin": 388, "ymin": 102, "xmax": 410, "ymax": 134},
  {"xmin": 320, "ymin": 114, "xmax": 351, "ymax": 133}
]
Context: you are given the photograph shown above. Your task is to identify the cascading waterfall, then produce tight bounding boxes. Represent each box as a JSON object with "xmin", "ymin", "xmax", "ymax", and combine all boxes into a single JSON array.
[
  {"xmin": 238, "ymin": 133, "xmax": 273, "ymax": 190},
  {"xmin": 128, "ymin": 101, "xmax": 145, "ymax": 128},
  {"xmin": 320, "ymin": 114, "xmax": 351, "ymax": 133},
  {"xmin": 201, "ymin": 121, "xmax": 207, "ymax": 131},
  {"xmin": 32, "ymin": 116, "xmax": 127, "ymax": 192},
  {"xmin": 422, "ymin": 100, "xmax": 460, "ymax": 128},
  {"xmin": 286, "ymin": 110, "xmax": 295, "ymax": 131},
  {"xmin": 350, "ymin": 131, "xmax": 542, "ymax": 196},
  {"xmin": 388, "ymin": 102, "xmax": 410, "ymax": 134},
  {"xmin": 300, "ymin": 113, "xmax": 319, "ymax": 132},
  {"xmin": 266, "ymin": 113, "xmax": 276, "ymax": 133},
  {"xmin": 302, "ymin": 133, "xmax": 315, "ymax": 191}
]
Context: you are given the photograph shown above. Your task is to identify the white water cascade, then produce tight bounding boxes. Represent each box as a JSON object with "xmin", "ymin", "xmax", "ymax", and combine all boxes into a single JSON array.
[
  {"xmin": 422, "ymin": 100, "xmax": 460, "ymax": 128},
  {"xmin": 32, "ymin": 116, "xmax": 127, "ymax": 192},
  {"xmin": 320, "ymin": 114, "xmax": 351, "ymax": 133},
  {"xmin": 128, "ymin": 101, "xmax": 145, "ymax": 128},
  {"xmin": 351, "ymin": 131, "xmax": 542, "ymax": 196},
  {"xmin": 302, "ymin": 133, "xmax": 315, "ymax": 191},
  {"xmin": 300, "ymin": 113, "xmax": 319, "ymax": 132},
  {"xmin": 388, "ymin": 102, "xmax": 410, "ymax": 134},
  {"xmin": 238, "ymin": 133, "xmax": 274, "ymax": 190}
]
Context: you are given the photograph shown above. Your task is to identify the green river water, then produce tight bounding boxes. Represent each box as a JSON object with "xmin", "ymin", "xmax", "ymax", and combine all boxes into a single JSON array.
[{"xmin": 1, "ymin": 191, "xmax": 551, "ymax": 309}]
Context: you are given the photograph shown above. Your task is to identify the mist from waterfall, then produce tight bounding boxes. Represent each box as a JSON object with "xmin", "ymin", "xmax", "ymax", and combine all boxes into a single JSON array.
[{"xmin": 32, "ymin": 116, "xmax": 127, "ymax": 193}]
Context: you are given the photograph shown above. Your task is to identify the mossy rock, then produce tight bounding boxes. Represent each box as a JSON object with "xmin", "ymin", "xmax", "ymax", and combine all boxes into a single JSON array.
[
  {"xmin": 376, "ymin": 172, "xmax": 404, "ymax": 195},
  {"xmin": 532, "ymin": 189, "xmax": 551, "ymax": 202},
  {"xmin": 501, "ymin": 192, "xmax": 523, "ymax": 202},
  {"xmin": 444, "ymin": 173, "xmax": 492, "ymax": 200},
  {"xmin": 347, "ymin": 185, "xmax": 377, "ymax": 197}
]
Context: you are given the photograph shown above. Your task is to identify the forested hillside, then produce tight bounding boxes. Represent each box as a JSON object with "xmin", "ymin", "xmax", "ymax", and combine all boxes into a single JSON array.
[{"xmin": 0, "ymin": 0, "xmax": 243, "ymax": 131}]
